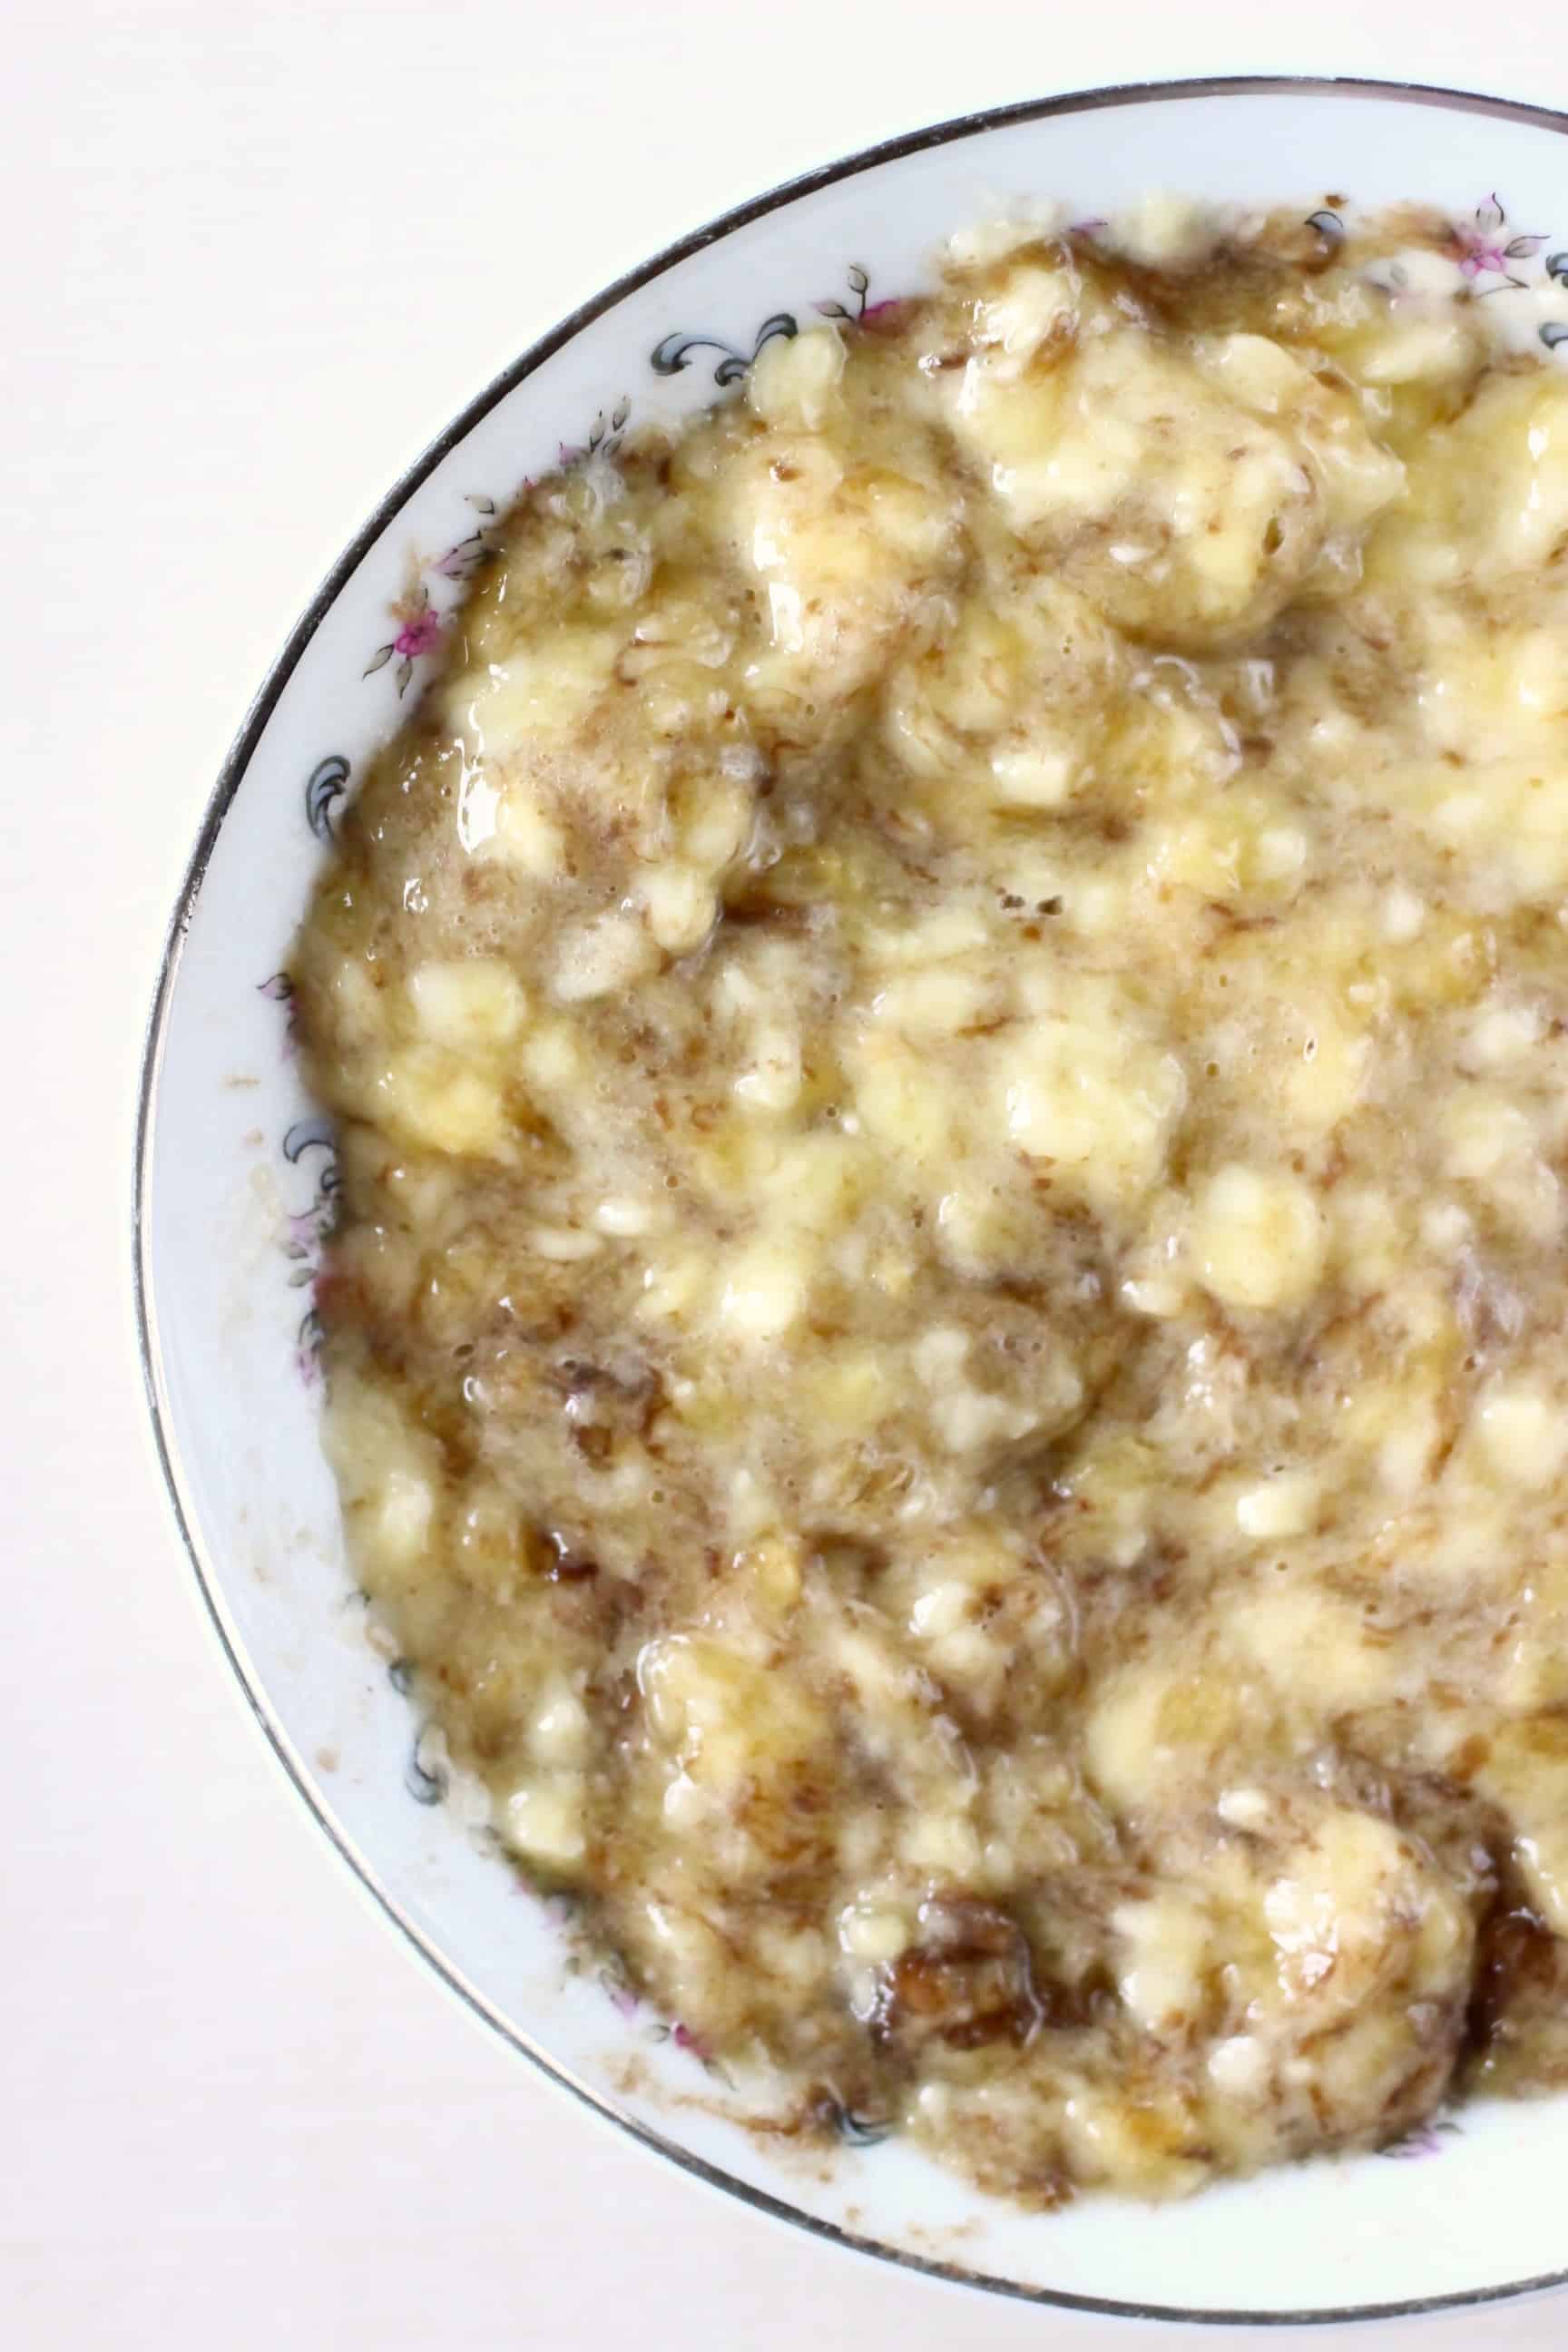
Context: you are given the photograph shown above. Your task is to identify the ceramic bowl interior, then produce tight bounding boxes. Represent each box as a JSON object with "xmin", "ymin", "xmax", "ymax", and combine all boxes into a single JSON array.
[{"xmin": 138, "ymin": 77, "xmax": 1568, "ymax": 2325}]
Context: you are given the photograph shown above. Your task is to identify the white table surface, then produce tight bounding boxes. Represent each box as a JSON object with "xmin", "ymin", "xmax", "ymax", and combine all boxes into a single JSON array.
[{"xmin": 7, "ymin": 2, "xmax": 1568, "ymax": 2343}]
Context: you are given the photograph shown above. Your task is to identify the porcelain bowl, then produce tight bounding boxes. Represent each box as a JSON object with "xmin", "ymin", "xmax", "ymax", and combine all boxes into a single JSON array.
[{"xmin": 137, "ymin": 77, "xmax": 1568, "ymax": 2324}]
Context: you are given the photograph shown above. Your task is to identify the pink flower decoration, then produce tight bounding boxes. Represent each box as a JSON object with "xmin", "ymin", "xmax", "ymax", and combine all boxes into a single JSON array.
[
  {"xmin": 393, "ymin": 609, "xmax": 442, "ymax": 660},
  {"xmin": 1457, "ymin": 195, "xmax": 1545, "ymax": 286},
  {"xmin": 1460, "ymin": 233, "xmax": 1513, "ymax": 279}
]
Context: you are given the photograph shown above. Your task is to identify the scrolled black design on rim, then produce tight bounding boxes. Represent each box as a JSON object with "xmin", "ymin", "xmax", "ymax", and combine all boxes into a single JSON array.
[
  {"xmin": 305, "ymin": 754, "xmax": 350, "ymax": 839},
  {"xmin": 815, "ymin": 262, "xmax": 873, "ymax": 321},
  {"xmin": 283, "ymin": 1113, "xmax": 336, "ymax": 1164},
  {"xmin": 281, "ymin": 1116, "xmax": 339, "ymax": 1376},
  {"xmin": 405, "ymin": 1730, "xmax": 447, "ymax": 1807},
  {"xmin": 652, "ymin": 310, "xmax": 799, "ymax": 385},
  {"xmin": 830, "ymin": 2102, "xmax": 894, "ymax": 2149}
]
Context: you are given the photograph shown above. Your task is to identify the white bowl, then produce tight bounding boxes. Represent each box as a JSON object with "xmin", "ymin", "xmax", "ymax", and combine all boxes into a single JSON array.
[{"xmin": 137, "ymin": 76, "xmax": 1568, "ymax": 2325}]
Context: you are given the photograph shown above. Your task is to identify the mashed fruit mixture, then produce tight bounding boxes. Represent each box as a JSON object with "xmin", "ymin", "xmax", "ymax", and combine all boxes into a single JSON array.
[{"xmin": 294, "ymin": 201, "xmax": 1568, "ymax": 2204}]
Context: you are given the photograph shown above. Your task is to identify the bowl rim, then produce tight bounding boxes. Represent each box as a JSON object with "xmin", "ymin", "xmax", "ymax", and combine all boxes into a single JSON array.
[{"xmin": 133, "ymin": 73, "xmax": 1568, "ymax": 2327}]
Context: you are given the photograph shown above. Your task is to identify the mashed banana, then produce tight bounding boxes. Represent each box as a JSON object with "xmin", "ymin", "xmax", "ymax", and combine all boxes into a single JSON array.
[{"xmin": 294, "ymin": 202, "xmax": 1568, "ymax": 2205}]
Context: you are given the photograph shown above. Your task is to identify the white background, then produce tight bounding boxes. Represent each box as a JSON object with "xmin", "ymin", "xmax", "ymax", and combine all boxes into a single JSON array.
[{"xmin": 6, "ymin": 3, "xmax": 1568, "ymax": 2345}]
